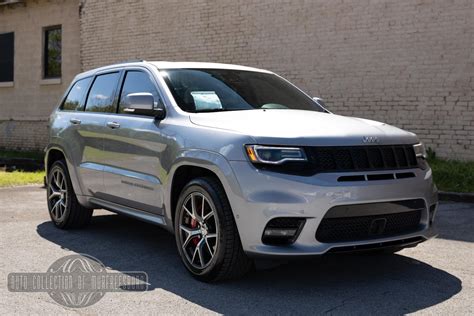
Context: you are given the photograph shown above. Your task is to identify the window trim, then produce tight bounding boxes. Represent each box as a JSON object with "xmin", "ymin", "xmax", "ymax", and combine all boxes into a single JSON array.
[
  {"xmin": 43, "ymin": 25, "xmax": 62, "ymax": 79},
  {"xmin": 40, "ymin": 78, "xmax": 61, "ymax": 85},
  {"xmin": 0, "ymin": 81, "xmax": 14, "ymax": 88}
]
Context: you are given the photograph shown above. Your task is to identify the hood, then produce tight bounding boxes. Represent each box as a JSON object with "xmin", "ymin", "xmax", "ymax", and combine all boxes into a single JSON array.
[{"xmin": 189, "ymin": 109, "xmax": 418, "ymax": 146}]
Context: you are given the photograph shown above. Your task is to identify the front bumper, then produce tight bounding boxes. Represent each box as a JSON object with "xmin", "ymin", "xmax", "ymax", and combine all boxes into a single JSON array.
[{"xmin": 227, "ymin": 161, "xmax": 438, "ymax": 257}]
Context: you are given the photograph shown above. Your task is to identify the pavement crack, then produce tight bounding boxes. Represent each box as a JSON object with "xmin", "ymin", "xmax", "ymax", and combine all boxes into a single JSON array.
[{"xmin": 323, "ymin": 296, "xmax": 358, "ymax": 314}]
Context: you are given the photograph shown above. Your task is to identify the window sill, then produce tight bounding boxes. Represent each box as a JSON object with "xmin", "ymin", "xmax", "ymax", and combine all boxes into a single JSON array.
[
  {"xmin": 40, "ymin": 78, "xmax": 61, "ymax": 85},
  {"xmin": 0, "ymin": 81, "xmax": 14, "ymax": 88}
]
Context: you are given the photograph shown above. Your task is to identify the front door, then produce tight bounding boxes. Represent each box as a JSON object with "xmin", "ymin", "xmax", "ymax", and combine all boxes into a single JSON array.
[{"xmin": 101, "ymin": 69, "xmax": 167, "ymax": 215}]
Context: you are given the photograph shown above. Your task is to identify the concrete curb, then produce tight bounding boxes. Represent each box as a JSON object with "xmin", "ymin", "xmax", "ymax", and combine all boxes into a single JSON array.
[{"xmin": 439, "ymin": 191, "xmax": 474, "ymax": 203}]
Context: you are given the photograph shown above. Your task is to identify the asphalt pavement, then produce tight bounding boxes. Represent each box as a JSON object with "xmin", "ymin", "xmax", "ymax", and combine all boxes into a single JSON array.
[{"xmin": 0, "ymin": 186, "xmax": 472, "ymax": 315}]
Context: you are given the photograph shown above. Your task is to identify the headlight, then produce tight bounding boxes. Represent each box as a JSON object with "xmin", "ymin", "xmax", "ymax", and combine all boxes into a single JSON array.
[
  {"xmin": 245, "ymin": 145, "xmax": 307, "ymax": 165},
  {"xmin": 413, "ymin": 143, "xmax": 427, "ymax": 159}
]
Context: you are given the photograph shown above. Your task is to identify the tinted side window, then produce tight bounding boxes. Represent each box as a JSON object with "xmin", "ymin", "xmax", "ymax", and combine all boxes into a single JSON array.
[
  {"xmin": 85, "ymin": 72, "xmax": 120, "ymax": 113},
  {"xmin": 62, "ymin": 77, "xmax": 91, "ymax": 111},
  {"xmin": 119, "ymin": 71, "xmax": 160, "ymax": 113}
]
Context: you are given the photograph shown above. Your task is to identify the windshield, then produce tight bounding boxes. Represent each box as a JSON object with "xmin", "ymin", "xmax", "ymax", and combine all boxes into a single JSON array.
[{"xmin": 161, "ymin": 69, "xmax": 325, "ymax": 113}]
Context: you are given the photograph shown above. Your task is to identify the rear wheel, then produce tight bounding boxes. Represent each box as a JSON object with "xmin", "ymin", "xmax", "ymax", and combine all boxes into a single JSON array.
[
  {"xmin": 174, "ymin": 177, "xmax": 253, "ymax": 282},
  {"xmin": 47, "ymin": 160, "xmax": 93, "ymax": 229}
]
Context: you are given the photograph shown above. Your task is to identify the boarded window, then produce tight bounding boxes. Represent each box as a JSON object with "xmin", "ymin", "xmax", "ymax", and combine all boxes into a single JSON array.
[{"xmin": 0, "ymin": 32, "xmax": 14, "ymax": 82}]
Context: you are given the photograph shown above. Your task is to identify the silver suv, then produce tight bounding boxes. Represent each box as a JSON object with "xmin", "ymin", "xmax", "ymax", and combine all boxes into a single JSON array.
[{"xmin": 46, "ymin": 61, "xmax": 438, "ymax": 281}]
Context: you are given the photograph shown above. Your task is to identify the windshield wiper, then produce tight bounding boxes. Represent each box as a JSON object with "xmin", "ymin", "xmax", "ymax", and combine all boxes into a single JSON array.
[{"xmin": 194, "ymin": 108, "xmax": 247, "ymax": 113}]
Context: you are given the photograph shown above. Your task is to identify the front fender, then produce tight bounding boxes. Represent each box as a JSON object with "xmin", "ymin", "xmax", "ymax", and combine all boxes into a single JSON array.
[{"xmin": 164, "ymin": 149, "xmax": 244, "ymax": 232}]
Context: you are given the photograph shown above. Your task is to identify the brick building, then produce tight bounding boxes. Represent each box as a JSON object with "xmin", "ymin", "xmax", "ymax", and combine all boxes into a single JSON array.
[
  {"xmin": 1, "ymin": 0, "xmax": 473, "ymax": 160},
  {"xmin": 0, "ymin": 0, "xmax": 81, "ymax": 149}
]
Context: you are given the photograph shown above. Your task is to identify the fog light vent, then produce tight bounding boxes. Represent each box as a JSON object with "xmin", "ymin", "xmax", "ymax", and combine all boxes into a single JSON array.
[{"xmin": 262, "ymin": 217, "xmax": 306, "ymax": 245}]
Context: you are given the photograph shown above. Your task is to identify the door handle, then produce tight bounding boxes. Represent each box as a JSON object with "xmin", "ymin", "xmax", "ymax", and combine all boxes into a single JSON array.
[
  {"xmin": 106, "ymin": 121, "xmax": 120, "ymax": 129},
  {"xmin": 70, "ymin": 118, "xmax": 81, "ymax": 125}
]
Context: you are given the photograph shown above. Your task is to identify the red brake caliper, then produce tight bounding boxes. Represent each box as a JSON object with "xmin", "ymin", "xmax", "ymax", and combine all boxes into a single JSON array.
[{"xmin": 191, "ymin": 218, "xmax": 200, "ymax": 246}]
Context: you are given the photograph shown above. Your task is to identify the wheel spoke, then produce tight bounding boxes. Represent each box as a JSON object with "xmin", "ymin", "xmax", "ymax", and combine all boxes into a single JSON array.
[
  {"xmin": 191, "ymin": 246, "xmax": 198, "ymax": 264},
  {"xmin": 180, "ymin": 225, "xmax": 201, "ymax": 249},
  {"xmin": 205, "ymin": 237, "xmax": 214, "ymax": 256},
  {"xmin": 54, "ymin": 171, "xmax": 61, "ymax": 188},
  {"xmin": 195, "ymin": 239, "xmax": 205, "ymax": 268},
  {"xmin": 201, "ymin": 194, "xmax": 206, "ymax": 219},
  {"xmin": 191, "ymin": 194, "xmax": 197, "ymax": 219},
  {"xmin": 180, "ymin": 225, "xmax": 201, "ymax": 237},
  {"xmin": 60, "ymin": 176, "xmax": 65, "ymax": 191},
  {"xmin": 58, "ymin": 202, "xmax": 64, "ymax": 218},
  {"xmin": 48, "ymin": 188, "xmax": 61, "ymax": 200},
  {"xmin": 183, "ymin": 205, "xmax": 194, "ymax": 219},
  {"xmin": 191, "ymin": 193, "xmax": 205, "ymax": 223},
  {"xmin": 51, "ymin": 199, "xmax": 61, "ymax": 218},
  {"xmin": 203, "ymin": 211, "xmax": 213, "ymax": 222}
]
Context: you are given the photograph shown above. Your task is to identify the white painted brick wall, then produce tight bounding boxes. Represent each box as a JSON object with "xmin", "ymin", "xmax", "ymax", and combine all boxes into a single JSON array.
[
  {"xmin": 79, "ymin": 0, "xmax": 473, "ymax": 160},
  {"xmin": 0, "ymin": 0, "xmax": 81, "ymax": 151}
]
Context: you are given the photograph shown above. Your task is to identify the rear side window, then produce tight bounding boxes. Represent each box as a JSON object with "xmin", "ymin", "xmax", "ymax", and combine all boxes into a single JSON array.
[
  {"xmin": 85, "ymin": 72, "xmax": 120, "ymax": 113},
  {"xmin": 119, "ymin": 71, "xmax": 160, "ymax": 113},
  {"xmin": 62, "ymin": 77, "xmax": 91, "ymax": 111}
]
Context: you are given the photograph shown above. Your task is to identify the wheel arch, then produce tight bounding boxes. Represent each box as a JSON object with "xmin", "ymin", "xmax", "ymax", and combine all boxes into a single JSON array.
[
  {"xmin": 45, "ymin": 145, "xmax": 84, "ymax": 196},
  {"xmin": 165, "ymin": 150, "xmax": 244, "ymax": 233}
]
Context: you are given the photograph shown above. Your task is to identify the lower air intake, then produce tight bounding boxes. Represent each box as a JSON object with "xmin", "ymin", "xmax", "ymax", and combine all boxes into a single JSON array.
[{"xmin": 316, "ymin": 200, "xmax": 424, "ymax": 243}]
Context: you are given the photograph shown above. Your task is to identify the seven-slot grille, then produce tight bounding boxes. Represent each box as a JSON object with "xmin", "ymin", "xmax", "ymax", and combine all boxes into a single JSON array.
[{"xmin": 304, "ymin": 144, "xmax": 418, "ymax": 172}]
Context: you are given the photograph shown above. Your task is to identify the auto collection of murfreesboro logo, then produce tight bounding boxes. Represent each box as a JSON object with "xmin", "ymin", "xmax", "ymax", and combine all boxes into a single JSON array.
[{"xmin": 7, "ymin": 254, "xmax": 149, "ymax": 308}]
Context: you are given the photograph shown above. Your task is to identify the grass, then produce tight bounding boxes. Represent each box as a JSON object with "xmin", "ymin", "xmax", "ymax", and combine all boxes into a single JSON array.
[
  {"xmin": 428, "ymin": 158, "xmax": 474, "ymax": 193},
  {"xmin": 0, "ymin": 170, "xmax": 45, "ymax": 187}
]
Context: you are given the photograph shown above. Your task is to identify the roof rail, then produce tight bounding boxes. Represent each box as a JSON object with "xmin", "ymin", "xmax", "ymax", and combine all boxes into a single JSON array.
[{"xmin": 109, "ymin": 59, "xmax": 146, "ymax": 66}]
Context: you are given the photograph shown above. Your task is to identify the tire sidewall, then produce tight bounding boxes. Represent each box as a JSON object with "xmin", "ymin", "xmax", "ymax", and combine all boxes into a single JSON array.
[{"xmin": 174, "ymin": 179, "xmax": 228, "ymax": 280}]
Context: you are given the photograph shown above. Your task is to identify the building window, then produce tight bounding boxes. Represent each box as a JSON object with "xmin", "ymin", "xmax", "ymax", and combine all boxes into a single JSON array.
[
  {"xmin": 43, "ymin": 26, "xmax": 61, "ymax": 78},
  {"xmin": 0, "ymin": 32, "xmax": 14, "ymax": 82}
]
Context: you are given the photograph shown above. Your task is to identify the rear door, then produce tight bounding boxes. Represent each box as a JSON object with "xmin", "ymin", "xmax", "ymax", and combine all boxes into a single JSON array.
[
  {"xmin": 101, "ymin": 68, "xmax": 167, "ymax": 214},
  {"xmin": 56, "ymin": 76, "xmax": 95, "ymax": 193},
  {"xmin": 76, "ymin": 71, "xmax": 121, "ymax": 197}
]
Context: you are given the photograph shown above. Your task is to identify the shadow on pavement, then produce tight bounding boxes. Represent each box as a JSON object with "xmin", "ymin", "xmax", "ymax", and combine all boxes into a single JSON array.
[
  {"xmin": 37, "ymin": 214, "xmax": 462, "ymax": 314},
  {"xmin": 435, "ymin": 202, "xmax": 474, "ymax": 243}
]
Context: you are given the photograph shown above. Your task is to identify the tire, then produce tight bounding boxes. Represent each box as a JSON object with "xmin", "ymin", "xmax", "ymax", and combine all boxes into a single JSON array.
[
  {"xmin": 174, "ymin": 177, "xmax": 253, "ymax": 282},
  {"xmin": 46, "ymin": 160, "xmax": 93, "ymax": 229}
]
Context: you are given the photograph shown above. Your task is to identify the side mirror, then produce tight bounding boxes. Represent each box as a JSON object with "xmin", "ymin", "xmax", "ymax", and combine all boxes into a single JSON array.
[
  {"xmin": 123, "ymin": 92, "xmax": 166, "ymax": 119},
  {"xmin": 312, "ymin": 97, "xmax": 330, "ymax": 113}
]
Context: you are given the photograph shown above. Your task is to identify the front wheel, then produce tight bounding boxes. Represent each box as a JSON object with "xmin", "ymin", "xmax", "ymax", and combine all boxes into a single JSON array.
[
  {"xmin": 47, "ymin": 160, "xmax": 93, "ymax": 229},
  {"xmin": 174, "ymin": 177, "xmax": 252, "ymax": 282}
]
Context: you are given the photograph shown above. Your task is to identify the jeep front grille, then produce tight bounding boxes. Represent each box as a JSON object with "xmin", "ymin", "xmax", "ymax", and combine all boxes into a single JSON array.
[{"xmin": 304, "ymin": 144, "xmax": 418, "ymax": 173}]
